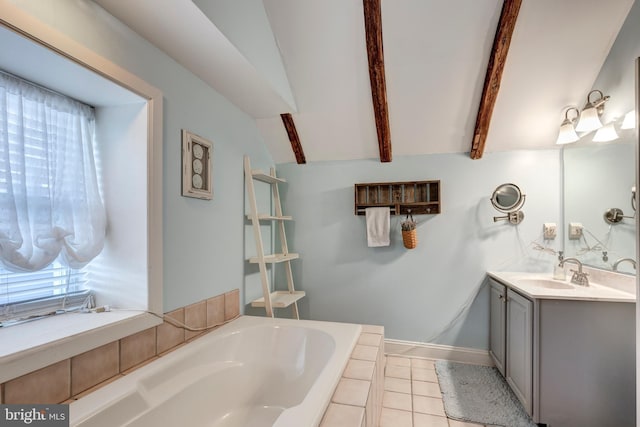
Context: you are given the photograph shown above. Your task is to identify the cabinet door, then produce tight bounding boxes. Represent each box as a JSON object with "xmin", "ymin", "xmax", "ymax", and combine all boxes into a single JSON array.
[
  {"xmin": 506, "ymin": 289, "xmax": 533, "ymax": 416},
  {"xmin": 489, "ymin": 279, "xmax": 506, "ymax": 376}
]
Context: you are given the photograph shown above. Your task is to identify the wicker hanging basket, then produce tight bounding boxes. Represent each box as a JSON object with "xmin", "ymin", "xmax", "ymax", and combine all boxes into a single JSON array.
[
  {"xmin": 401, "ymin": 212, "xmax": 418, "ymax": 249},
  {"xmin": 402, "ymin": 229, "xmax": 418, "ymax": 249}
]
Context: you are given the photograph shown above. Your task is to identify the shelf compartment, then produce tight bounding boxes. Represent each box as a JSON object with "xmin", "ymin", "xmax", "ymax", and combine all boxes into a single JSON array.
[
  {"xmin": 398, "ymin": 202, "xmax": 440, "ymax": 215},
  {"xmin": 354, "ymin": 180, "xmax": 441, "ymax": 215},
  {"xmin": 247, "ymin": 214, "xmax": 293, "ymax": 221},
  {"xmin": 250, "ymin": 291, "xmax": 306, "ymax": 309},
  {"xmin": 251, "ymin": 169, "xmax": 286, "ymax": 184},
  {"xmin": 249, "ymin": 253, "xmax": 299, "ymax": 264}
]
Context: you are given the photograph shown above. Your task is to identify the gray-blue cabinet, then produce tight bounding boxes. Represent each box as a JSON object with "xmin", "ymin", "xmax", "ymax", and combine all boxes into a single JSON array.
[
  {"xmin": 488, "ymin": 279, "xmax": 506, "ymax": 376},
  {"xmin": 505, "ymin": 288, "xmax": 533, "ymax": 416},
  {"xmin": 489, "ymin": 276, "xmax": 635, "ymax": 427},
  {"xmin": 489, "ymin": 279, "xmax": 533, "ymax": 415}
]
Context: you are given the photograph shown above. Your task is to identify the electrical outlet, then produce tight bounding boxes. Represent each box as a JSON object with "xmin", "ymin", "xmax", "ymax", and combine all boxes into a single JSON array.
[
  {"xmin": 569, "ymin": 222, "xmax": 583, "ymax": 240},
  {"xmin": 543, "ymin": 223, "xmax": 557, "ymax": 239}
]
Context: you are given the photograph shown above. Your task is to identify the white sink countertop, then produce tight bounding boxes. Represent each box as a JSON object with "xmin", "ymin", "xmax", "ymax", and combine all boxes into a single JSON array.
[{"xmin": 488, "ymin": 270, "xmax": 636, "ymax": 303}]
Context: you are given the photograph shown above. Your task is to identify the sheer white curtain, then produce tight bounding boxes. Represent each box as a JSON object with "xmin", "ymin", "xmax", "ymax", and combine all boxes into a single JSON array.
[{"xmin": 0, "ymin": 72, "xmax": 105, "ymax": 272}]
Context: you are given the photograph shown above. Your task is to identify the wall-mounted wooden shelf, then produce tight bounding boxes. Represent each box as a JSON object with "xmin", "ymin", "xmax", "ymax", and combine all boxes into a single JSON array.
[{"xmin": 354, "ymin": 180, "xmax": 441, "ymax": 215}]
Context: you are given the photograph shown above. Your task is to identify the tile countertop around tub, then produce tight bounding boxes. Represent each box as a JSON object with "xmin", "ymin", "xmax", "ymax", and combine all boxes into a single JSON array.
[{"xmin": 487, "ymin": 271, "xmax": 636, "ymax": 303}]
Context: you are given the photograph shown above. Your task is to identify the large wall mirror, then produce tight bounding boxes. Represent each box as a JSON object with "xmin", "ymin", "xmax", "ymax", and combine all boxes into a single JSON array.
[
  {"xmin": 563, "ymin": 138, "xmax": 636, "ymax": 274},
  {"xmin": 562, "ymin": 1, "xmax": 639, "ymax": 275}
]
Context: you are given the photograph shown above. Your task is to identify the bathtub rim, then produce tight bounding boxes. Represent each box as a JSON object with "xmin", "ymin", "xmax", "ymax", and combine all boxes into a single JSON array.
[{"xmin": 70, "ymin": 315, "xmax": 362, "ymax": 427}]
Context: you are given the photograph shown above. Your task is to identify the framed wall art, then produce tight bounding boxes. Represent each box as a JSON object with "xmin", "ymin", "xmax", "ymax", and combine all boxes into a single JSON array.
[{"xmin": 181, "ymin": 130, "xmax": 213, "ymax": 200}]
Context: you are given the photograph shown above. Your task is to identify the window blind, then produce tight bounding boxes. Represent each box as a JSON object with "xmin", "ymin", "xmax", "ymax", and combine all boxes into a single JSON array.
[
  {"xmin": 0, "ymin": 263, "xmax": 91, "ymax": 325},
  {"xmin": 0, "ymin": 70, "xmax": 103, "ymax": 325}
]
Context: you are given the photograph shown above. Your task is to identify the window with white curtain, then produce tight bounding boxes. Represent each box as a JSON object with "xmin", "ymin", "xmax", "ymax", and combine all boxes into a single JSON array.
[{"xmin": 0, "ymin": 70, "xmax": 106, "ymax": 325}]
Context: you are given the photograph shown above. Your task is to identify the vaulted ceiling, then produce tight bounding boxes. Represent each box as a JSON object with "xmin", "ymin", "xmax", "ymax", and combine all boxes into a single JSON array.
[{"xmin": 94, "ymin": 0, "xmax": 634, "ymax": 163}]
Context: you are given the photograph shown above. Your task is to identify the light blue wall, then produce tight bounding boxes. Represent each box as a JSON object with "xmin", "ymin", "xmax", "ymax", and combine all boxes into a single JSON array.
[
  {"xmin": 591, "ymin": 0, "xmax": 640, "ymax": 123},
  {"xmin": 277, "ymin": 150, "xmax": 561, "ymax": 349},
  {"xmin": 9, "ymin": 0, "xmax": 274, "ymax": 311}
]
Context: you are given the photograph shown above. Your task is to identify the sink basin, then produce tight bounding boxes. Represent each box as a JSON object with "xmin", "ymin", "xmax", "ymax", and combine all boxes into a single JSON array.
[{"xmin": 518, "ymin": 278, "xmax": 575, "ymax": 290}]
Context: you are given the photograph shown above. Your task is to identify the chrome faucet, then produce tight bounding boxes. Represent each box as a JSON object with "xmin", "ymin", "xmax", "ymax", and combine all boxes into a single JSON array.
[
  {"xmin": 560, "ymin": 257, "xmax": 589, "ymax": 286},
  {"xmin": 612, "ymin": 258, "xmax": 637, "ymax": 272}
]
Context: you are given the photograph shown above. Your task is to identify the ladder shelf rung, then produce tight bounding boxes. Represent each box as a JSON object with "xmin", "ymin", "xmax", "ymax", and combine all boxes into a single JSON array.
[
  {"xmin": 249, "ymin": 253, "xmax": 299, "ymax": 264},
  {"xmin": 247, "ymin": 214, "xmax": 293, "ymax": 221},
  {"xmin": 251, "ymin": 291, "xmax": 306, "ymax": 308},
  {"xmin": 252, "ymin": 170, "xmax": 286, "ymax": 184}
]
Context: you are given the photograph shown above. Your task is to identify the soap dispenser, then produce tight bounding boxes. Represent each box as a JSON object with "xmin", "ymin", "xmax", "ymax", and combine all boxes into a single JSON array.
[{"xmin": 553, "ymin": 251, "xmax": 566, "ymax": 280}]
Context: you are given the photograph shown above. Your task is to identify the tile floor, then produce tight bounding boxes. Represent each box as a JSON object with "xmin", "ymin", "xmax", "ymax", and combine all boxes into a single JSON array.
[{"xmin": 382, "ymin": 356, "xmax": 486, "ymax": 427}]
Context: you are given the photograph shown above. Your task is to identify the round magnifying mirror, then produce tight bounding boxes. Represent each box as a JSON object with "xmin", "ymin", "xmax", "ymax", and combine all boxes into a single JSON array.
[{"xmin": 491, "ymin": 183, "xmax": 524, "ymax": 212}]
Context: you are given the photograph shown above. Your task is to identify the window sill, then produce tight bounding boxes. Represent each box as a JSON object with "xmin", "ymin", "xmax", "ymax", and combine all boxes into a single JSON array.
[{"xmin": 0, "ymin": 310, "xmax": 162, "ymax": 383}]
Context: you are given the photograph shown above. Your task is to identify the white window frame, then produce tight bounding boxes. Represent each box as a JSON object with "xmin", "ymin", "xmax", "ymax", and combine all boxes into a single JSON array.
[{"xmin": 0, "ymin": 6, "xmax": 163, "ymax": 383}]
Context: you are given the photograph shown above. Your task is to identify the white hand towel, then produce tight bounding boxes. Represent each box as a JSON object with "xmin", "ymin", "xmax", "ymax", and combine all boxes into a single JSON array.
[{"xmin": 366, "ymin": 207, "xmax": 390, "ymax": 247}]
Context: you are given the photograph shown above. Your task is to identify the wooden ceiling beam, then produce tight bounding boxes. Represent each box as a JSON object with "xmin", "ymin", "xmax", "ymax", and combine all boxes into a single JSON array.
[
  {"xmin": 363, "ymin": 0, "xmax": 392, "ymax": 163},
  {"xmin": 280, "ymin": 113, "xmax": 306, "ymax": 164},
  {"xmin": 469, "ymin": 0, "xmax": 522, "ymax": 160}
]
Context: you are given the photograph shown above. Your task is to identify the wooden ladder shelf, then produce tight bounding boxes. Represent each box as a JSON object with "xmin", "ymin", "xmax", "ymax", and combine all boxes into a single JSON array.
[{"xmin": 244, "ymin": 156, "xmax": 304, "ymax": 318}]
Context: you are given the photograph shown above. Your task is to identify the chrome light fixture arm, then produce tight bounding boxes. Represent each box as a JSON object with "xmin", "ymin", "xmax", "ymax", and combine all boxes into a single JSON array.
[{"xmin": 575, "ymin": 89, "xmax": 610, "ymax": 133}]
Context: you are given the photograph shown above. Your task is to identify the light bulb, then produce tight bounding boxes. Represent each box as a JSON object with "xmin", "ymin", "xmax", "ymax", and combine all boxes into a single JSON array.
[
  {"xmin": 575, "ymin": 106, "xmax": 602, "ymax": 133},
  {"xmin": 592, "ymin": 122, "xmax": 618, "ymax": 142},
  {"xmin": 555, "ymin": 122, "xmax": 579, "ymax": 144},
  {"xmin": 621, "ymin": 110, "xmax": 636, "ymax": 130}
]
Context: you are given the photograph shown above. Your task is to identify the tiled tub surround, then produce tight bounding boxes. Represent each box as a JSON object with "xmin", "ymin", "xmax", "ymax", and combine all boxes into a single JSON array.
[
  {"xmin": 0, "ymin": 289, "xmax": 240, "ymax": 405},
  {"xmin": 3, "ymin": 288, "xmax": 386, "ymax": 427},
  {"xmin": 321, "ymin": 325, "xmax": 386, "ymax": 427},
  {"xmin": 70, "ymin": 316, "xmax": 362, "ymax": 427}
]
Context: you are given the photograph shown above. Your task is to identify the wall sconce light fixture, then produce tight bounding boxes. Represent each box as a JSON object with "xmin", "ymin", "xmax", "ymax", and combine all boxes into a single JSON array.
[
  {"xmin": 603, "ymin": 186, "xmax": 637, "ymax": 224},
  {"xmin": 592, "ymin": 121, "xmax": 619, "ymax": 142},
  {"xmin": 603, "ymin": 207, "xmax": 634, "ymax": 224},
  {"xmin": 556, "ymin": 107, "xmax": 580, "ymax": 145},
  {"xmin": 621, "ymin": 110, "xmax": 636, "ymax": 130},
  {"xmin": 575, "ymin": 89, "xmax": 610, "ymax": 133}
]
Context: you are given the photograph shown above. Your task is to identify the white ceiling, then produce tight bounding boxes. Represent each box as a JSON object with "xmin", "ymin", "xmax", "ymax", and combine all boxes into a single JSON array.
[
  {"xmin": 488, "ymin": 0, "xmax": 634, "ymax": 152},
  {"xmin": 94, "ymin": 0, "xmax": 634, "ymax": 163}
]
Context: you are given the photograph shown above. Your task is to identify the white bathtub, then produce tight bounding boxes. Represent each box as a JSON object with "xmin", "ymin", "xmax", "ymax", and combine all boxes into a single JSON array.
[{"xmin": 70, "ymin": 315, "xmax": 362, "ymax": 427}]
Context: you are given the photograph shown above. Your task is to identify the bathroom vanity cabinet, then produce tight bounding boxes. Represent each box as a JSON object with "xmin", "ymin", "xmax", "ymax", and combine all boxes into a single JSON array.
[
  {"xmin": 489, "ymin": 279, "xmax": 533, "ymax": 415},
  {"xmin": 505, "ymin": 288, "xmax": 533, "ymax": 415},
  {"xmin": 488, "ymin": 276, "xmax": 635, "ymax": 427},
  {"xmin": 489, "ymin": 280, "xmax": 506, "ymax": 375}
]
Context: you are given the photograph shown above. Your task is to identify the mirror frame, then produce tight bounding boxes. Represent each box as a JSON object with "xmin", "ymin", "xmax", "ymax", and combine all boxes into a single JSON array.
[{"xmin": 491, "ymin": 183, "xmax": 525, "ymax": 213}]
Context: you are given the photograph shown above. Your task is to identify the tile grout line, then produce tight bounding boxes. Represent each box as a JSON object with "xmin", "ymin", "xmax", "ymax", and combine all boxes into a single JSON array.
[
  {"xmin": 409, "ymin": 362, "xmax": 414, "ymax": 426},
  {"xmin": 412, "ymin": 361, "xmax": 419, "ymax": 426}
]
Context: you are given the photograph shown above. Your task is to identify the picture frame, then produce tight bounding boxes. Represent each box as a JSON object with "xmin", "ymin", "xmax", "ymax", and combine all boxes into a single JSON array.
[{"xmin": 181, "ymin": 130, "xmax": 213, "ymax": 200}]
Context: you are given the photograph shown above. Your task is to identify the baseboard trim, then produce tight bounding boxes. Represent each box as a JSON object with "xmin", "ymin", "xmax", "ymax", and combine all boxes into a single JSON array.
[{"xmin": 384, "ymin": 338, "xmax": 494, "ymax": 366}]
